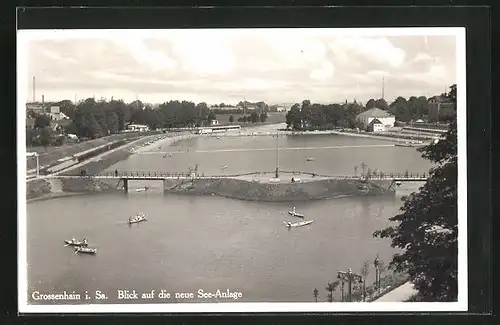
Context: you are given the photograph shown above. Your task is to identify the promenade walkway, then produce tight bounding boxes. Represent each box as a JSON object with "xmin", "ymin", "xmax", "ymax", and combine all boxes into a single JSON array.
[{"xmin": 373, "ymin": 281, "xmax": 418, "ymax": 302}]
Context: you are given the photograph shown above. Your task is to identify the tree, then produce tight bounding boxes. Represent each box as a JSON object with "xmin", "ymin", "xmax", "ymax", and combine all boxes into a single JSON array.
[
  {"xmin": 389, "ymin": 96, "xmax": 411, "ymax": 122},
  {"xmin": 325, "ymin": 280, "xmax": 340, "ymax": 302},
  {"xmin": 360, "ymin": 261, "xmax": 370, "ymax": 301},
  {"xmin": 375, "ymin": 98, "xmax": 389, "ymax": 110},
  {"xmin": 207, "ymin": 111, "xmax": 217, "ymax": 122},
  {"xmin": 366, "ymin": 99, "xmax": 376, "ymax": 109},
  {"xmin": 34, "ymin": 114, "xmax": 51, "ymax": 129},
  {"xmin": 39, "ymin": 126, "xmax": 53, "ymax": 149},
  {"xmin": 229, "ymin": 115, "xmax": 234, "ymax": 123},
  {"xmin": 250, "ymin": 111, "xmax": 258, "ymax": 123},
  {"xmin": 56, "ymin": 99, "xmax": 76, "ymax": 120},
  {"xmin": 373, "ymin": 84, "xmax": 458, "ymax": 301},
  {"xmin": 260, "ymin": 113, "xmax": 267, "ymax": 123}
]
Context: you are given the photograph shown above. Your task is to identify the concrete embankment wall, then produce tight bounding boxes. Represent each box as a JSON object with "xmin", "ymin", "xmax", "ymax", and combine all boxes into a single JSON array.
[
  {"xmin": 163, "ymin": 178, "xmax": 394, "ymax": 202},
  {"xmin": 27, "ymin": 177, "xmax": 394, "ymax": 202},
  {"xmin": 27, "ymin": 177, "xmax": 120, "ymax": 201}
]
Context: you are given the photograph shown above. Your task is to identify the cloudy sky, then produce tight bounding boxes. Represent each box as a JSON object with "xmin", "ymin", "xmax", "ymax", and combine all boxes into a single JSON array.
[{"xmin": 21, "ymin": 29, "xmax": 459, "ymax": 106}]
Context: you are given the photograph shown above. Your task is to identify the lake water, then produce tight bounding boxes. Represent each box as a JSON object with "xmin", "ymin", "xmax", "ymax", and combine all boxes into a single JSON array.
[{"xmin": 26, "ymin": 133, "xmax": 433, "ymax": 304}]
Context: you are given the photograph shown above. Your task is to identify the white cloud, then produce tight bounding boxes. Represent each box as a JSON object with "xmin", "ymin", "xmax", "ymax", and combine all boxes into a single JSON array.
[
  {"xmin": 170, "ymin": 33, "xmax": 236, "ymax": 75},
  {"xmin": 329, "ymin": 37, "xmax": 406, "ymax": 68},
  {"xmin": 310, "ymin": 62, "xmax": 335, "ymax": 81},
  {"xmin": 116, "ymin": 38, "xmax": 176, "ymax": 72},
  {"xmin": 40, "ymin": 49, "xmax": 78, "ymax": 64},
  {"xmin": 413, "ymin": 52, "xmax": 434, "ymax": 62},
  {"xmin": 24, "ymin": 30, "xmax": 458, "ymax": 104}
]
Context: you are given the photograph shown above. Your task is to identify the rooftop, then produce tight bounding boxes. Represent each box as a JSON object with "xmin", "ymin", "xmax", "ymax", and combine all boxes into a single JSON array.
[
  {"xmin": 369, "ymin": 118, "xmax": 384, "ymax": 125},
  {"xmin": 356, "ymin": 108, "xmax": 394, "ymax": 118}
]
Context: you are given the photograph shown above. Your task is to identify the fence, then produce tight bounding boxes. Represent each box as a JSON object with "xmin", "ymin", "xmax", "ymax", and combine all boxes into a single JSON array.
[{"xmin": 86, "ymin": 170, "xmax": 428, "ymax": 180}]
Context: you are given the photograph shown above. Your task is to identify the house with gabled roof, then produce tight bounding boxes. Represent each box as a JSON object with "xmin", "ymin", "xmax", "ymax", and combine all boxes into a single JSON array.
[
  {"xmin": 356, "ymin": 107, "xmax": 395, "ymax": 130},
  {"xmin": 367, "ymin": 118, "xmax": 386, "ymax": 132}
]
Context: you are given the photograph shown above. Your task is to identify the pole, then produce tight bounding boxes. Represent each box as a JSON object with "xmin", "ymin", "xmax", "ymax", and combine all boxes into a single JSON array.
[
  {"xmin": 32, "ymin": 77, "xmax": 35, "ymax": 102},
  {"xmin": 348, "ymin": 272, "xmax": 352, "ymax": 302},
  {"xmin": 36, "ymin": 153, "xmax": 39, "ymax": 177},
  {"xmin": 275, "ymin": 132, "xmax": 279, "ymax": 178}
]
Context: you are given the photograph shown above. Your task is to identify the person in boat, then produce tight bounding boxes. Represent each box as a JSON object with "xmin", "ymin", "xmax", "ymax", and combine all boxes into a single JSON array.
[
  {"xmin": 71, "ymin": 237, "xmax": 76, "ymax": 243},
  {"xmin": 291, "ymin": 177, "xmax": 295, "ymax": 183},
  {"xmin": 83, "ymin": 238, "xmax": 87, "ymax": 245},
  {"xmin": 115, "ymin": 169, "xmax": 118, "ymax": 177}
]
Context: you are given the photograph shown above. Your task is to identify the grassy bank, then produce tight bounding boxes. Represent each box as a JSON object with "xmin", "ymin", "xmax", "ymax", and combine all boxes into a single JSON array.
[{"xmin": 26, "ymin": 131, "xmax": 163, "ymax": 171}]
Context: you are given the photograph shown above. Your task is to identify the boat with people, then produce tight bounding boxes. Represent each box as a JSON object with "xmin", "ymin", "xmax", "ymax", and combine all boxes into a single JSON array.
[
  {"xmin": 285, "ymin": 220, "xmax": 314, "ymax": 228},
  {"xmin": 64, "ymin": 238, "xmax": 88, "ymax": 247},
  {"xmin": 74, "ymin": 247, "xmax": 97, "ymax": 255},
  {"xmin": 129, "ymin": 213, "xmax": 148, "ymax": 224},
  {"xmin": 136, "ymin": 186, "xmax": 149, "ymax": 192},
  {"xmin": 288, "ymin": 207, "xmax": 305, "ymax": 219},
  {"xmin": 306, "ymin": 157, "xmax": 316, "ymax": 161}
]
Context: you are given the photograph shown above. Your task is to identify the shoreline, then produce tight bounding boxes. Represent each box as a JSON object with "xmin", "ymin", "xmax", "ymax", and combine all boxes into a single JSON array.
[{"xmin": 26, "ymin": 124, "xmax": 412, "ymax": 202}]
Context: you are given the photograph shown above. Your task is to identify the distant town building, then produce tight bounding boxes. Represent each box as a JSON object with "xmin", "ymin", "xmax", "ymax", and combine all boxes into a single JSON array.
[
  {"xmin": 210, "ymin": 105, "xmax": 237, "ymax": 111},
  {"xmin": 26, "ymin": 102, "xmax": 45, "ymax": 114},
  {"xmin": 275, "ymin": 105, "xmax": 289, "ymax": 112},
  {"xmin": 428, "ymin": 96, "xmax": 455, "ymax": 122},
  {"xmin": 356, "ymin": 108, "xmax": 396, "ymax": 130},
  {"xmin": 127, "ymin": 124, "xmax": 150, "ymax": 132},
  {"xmin": 48, "ymin": 106, "xmax": 70, "ymax": 121}
]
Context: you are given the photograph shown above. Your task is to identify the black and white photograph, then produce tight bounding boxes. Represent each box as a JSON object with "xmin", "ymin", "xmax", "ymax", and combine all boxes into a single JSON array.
[{"xmin": 18, "ymin": 27, "xmax": 467, "ymax": 313}]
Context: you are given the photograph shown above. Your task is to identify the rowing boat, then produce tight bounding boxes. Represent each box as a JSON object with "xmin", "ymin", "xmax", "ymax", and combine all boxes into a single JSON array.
[
  {"xmin": 285, "ymin": 220, "xmax": 314, "ymax": 227},
  {"xmin": 136, "ymin": 187, "xmax": 149, "ymax": 192},
  {"xmin": 64, "ymin": 238, "xmax": 88, "ymax": 247},
  {"xmin": 129, "ymin": 213, "xmax": 147, "ymax": 224},
  {"xmin": 288, "ymin": 207, "xmax": 305, "ymax": 219},
  {"xmin": 288, "ymin": 210, "xmax": 305, "ymax": 218},
  {"xmin": 75, "ymin": 247, "xmax": 97, "ymax": 255}
]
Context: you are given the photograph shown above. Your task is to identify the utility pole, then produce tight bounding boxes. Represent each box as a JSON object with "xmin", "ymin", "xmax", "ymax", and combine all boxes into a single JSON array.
[
  {"xmin": 382, "ymin": 77, "xmax": 385, "ymax": 100},
  {"xmin": 337, "ymin": 268, "xmax": 363, "ymax": 302},
  {"xmin": 275, "ymin": 132, "xmax": 279, "ymax": 179},
  {"xmin": 32, "ymin": 76, "xmax": 35, "ymax": 102}
]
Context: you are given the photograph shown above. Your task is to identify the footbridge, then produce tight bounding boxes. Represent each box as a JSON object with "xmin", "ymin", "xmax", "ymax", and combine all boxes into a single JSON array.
[{"xmin": 49, "ymin": 170, "xmax": 428, "ymax": 193}]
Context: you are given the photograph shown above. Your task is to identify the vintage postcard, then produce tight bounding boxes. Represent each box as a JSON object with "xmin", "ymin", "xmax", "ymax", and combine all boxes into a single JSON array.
[{"xmin": 18, "ymin": 27, "xmax": 467, "ymax": 313}]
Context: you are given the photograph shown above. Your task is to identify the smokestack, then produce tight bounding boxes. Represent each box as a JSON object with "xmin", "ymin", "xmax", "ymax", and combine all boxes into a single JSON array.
[
  {"xmin": 32, "ymin": 77, "xmax": 35, "ymax": 102},
  {"xmin": 42, "ymin": 95, "xmax": 45, "ymax": 112}
]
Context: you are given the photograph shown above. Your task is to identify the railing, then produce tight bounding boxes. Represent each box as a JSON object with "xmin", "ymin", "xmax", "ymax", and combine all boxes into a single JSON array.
[{"xmin": 75, "ymin": 170, "xmax": 428, "ymax": 181}]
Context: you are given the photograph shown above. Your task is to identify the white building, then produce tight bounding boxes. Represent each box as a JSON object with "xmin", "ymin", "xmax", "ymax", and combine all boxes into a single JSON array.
[
  {"xmin": 367, "ymin": 118, "xmax": 386, "ymax": 132},
  {"xmin": 47, "ymin": 106, "xmax": 70, "ymax": 121},
  {"xmin": 356, "ymin": 108, "xmax": 395, "ymax": 130},
  {"xmin": 276, "ymin": 105, "xmax": 289, "ymax": 112},
  {"xmin": 127, "ymin": 124, "xmax": 150, "ymax": 132},
  {"xmin": 210, "ymin": 119, "xmax": 219, "ymax": 126}
]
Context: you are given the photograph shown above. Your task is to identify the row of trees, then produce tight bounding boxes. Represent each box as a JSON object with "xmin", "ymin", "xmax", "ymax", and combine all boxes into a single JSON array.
[
  {"xmin": 28, "ymin": 98, "xmax": 218, "ymax": 140},
  {"xmin": 229, "ymin": 112, "xmax": 268, "ymax": 124},
  {"xmin": 285, "ymin": 93, "xmax": 444, "ymax": 131},
  {"xmin": 285, "ymin": 100, "xmax": 366, "ymax": 130}
]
